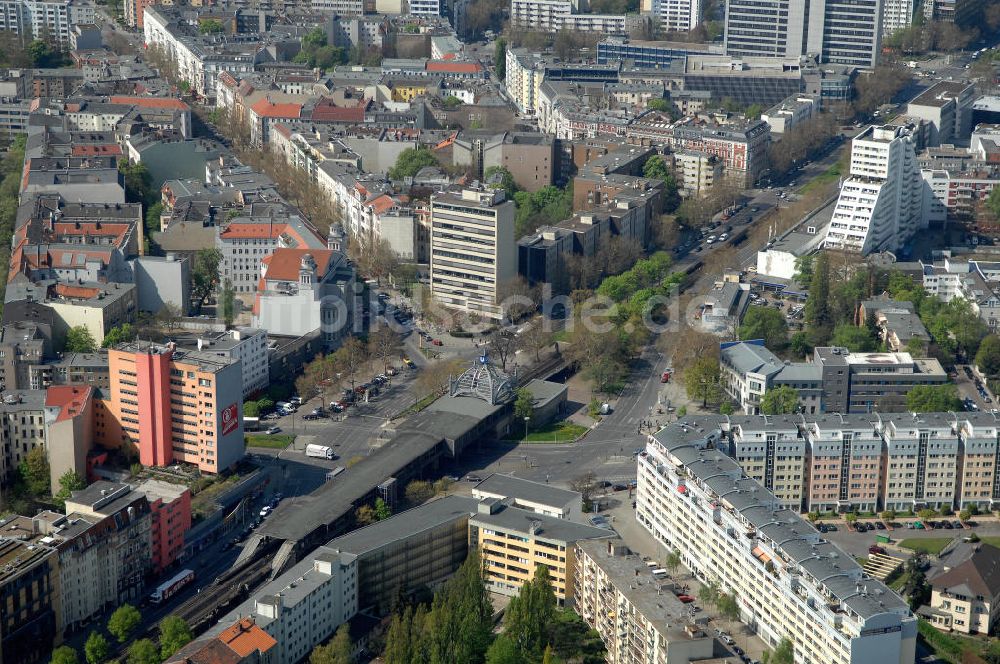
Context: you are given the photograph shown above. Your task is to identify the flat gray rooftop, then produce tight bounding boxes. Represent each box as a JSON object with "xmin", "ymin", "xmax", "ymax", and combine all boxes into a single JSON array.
[{"xmin": 474, "ymin": 473, "xmax": 580, "ymax": 509}]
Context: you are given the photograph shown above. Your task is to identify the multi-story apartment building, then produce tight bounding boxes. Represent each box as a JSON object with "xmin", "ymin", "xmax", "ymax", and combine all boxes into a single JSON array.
[
  {"xmin": 429, "ymin": 188, "xmax": 516, "ymax": 321},
  {"xmin": 672, "ymin": 150, "xmax": 722, "ymax": 197},
  {"xmin": 211, "ymin": 546, "xmax": 358, "ymax": 664},
  {"xmin": 882, "ymin": 0, "xmax": 917, "ymax": 33},
  {"xmin": 653, "ymin": 413, "xmax": 1000, "ymax": 515},
  {"xmin": 0, "ymin": 390, "xmax": 52, "ymax": 490},
  {"xmin": 0, "ymin": 322, "xmax": 48, "ymax": 391},
  {"xmin": 132, "ymin": 478, "xmax": 191, "ymax": 575},
  {"xmin": 575, "ymin": 538, "xmax": 714, "ymax": 664},
  {"xmin": 505, "ymin": 48, "xmax": 544, "ymax": 116},
  {"xmin": 626, "ymin": 113, "xmax": 771, "ymax": 187},
  {"xmin": 0, "ymin": 538, "xmax": 60, "ymax": 664},
  {"xmin": 724, "ymin": 0, "xmax": 883, "ymax": 67},
  {"xmin": 97, "ymin": 342, "xmax": 245, "ymax": 474},
  {"xmin": 881, "ymin": 413, "xmax": 959, "ymax": 511},
  {"xmin": 172, "ymin": 328, "xmax": 269, "ymax": 399},
  {"xmin": 650, "ymin": 0, "xmax": 701, "ymax": 32},
  {"xmin": 907, "ymin": 81, "xmax": 976, "ymax": 147},
  {"xmin": 0, "ymin": 0, "xmax": 95, "ymax": 44},
  {"xmin": 636, "ymin": 422, "xmax": 917, "ymax": 663},
  {"xmin": 825, "ymin": 124, "xmax": 924, "ymax": 255},
  {"xmin": 469, "ymin": 499, "xmax": 612, "ymax": 605},
  {"xmin": 803, "ymin": 417, "xmax": 884, "ymax": 513},
  {"xmin": 728, "ymin": 419, "xmax": 807, "ymax": 510},
  {"xmin": 761, "ymin": 95, "xmax": 820, "ymax": 135},
  {"xmin": 216, "ymin": 212, "xmax": 327, "ymax": 295}
]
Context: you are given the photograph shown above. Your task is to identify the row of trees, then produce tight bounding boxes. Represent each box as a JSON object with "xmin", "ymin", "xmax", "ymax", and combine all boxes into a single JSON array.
[
  {"xmin": 293, "ymin": 324, "xmax": 405, "ymax": 403},
  {"xmin": 382, "ymin": 554, "xmax": 605, "ymax": 664},
  {"xmin": 51, "ymin": 607, "xmax": 192, "ymax": 664}
]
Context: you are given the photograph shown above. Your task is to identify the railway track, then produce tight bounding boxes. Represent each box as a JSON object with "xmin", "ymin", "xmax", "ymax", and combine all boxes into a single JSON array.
[{"xmin": 172, "ymin": 545, "xmax": 276, "ymax": 631}]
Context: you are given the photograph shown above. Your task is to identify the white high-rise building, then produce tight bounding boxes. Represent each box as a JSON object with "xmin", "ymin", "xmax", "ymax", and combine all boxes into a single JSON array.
[
  {"xmin": 724, "ymin": 0, "xmax": 883, "ymax": 67},
  {"xmin": 636, "ymin": 424, "xmax": 918, "ymax": 664},
  {"xmin": 430, "ymin": 188, "xmax": 516, "ymax": 321},
  {"xmin": 881, "ymin": 0, "xmax": 916, "ymax": 34},
  {"xmin": 651, "ymin": 0, "xmax": 702, "ymax": 33},
  {"xmin": 0, "ymin": 0, "xmax": 94, "ymax": 44},
  {"xmin": 824, "ymin": 125, "xmax": 924, "ymax": 254}
]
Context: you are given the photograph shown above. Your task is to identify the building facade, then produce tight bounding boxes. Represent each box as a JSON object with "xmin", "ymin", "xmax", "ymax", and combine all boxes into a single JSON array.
[
  {"xmin": 825, "ymin": 125, "xmax": 924, "ymax": 255},
  {"xmin": 637, "ymin": 422, "xmax": 917, "ymax": 663},
  {"xmin": 98, "ymin": 342, "xmax": 245, "ymax": 474},
  {"xmin": 429, "ymin": 188, "xmax": 516, "ymax": 321},
  {"xmin": 0, "ymin": 538, "xmax": 60, "ymax": 664}
]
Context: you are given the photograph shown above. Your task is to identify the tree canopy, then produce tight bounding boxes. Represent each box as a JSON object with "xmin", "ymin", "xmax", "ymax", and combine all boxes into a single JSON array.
[
  {"xmin": 65, "ymin": 326, "xmax": 98, "ymax": 353},
  {"xmin": 684, "ymin": 356, "xmax": 721, "ymax": 408},
  {"xmin": 388, "ymin": 147, "xmax": 440, "ymax": 180},
  {"xmin": 760, "ymin": 385, "xmax": 800, "ymax": 415},
  {"xmin": 906, "ymin": 384, "xmax": 962, "ymax": 412},
  {"xmin": 159, "ymin": 616, "xmax": 193, "ymax": 659},
  {"xmin": 976, "ymin": 334, "xmax": 1000, "ymax": 376},
  {"xmin": 107, "ymin": 604, "xmax": 142, "ymax": 643},
  {"xmin": 739, "ymin": 306, "xmax": 788, "ymax": 350}
]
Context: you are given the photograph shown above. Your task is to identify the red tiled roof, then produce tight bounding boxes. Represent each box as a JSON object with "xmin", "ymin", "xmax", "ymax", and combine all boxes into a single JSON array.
[
  {"xmin": 216, "ymin": 618, "xmax": 277, "ymax": 657},
  {"xmin": 72, "ymin": 145, "xmax": 123, "ymax": 156},
  {"xmin": 262, "ymin": 248, "xmax": 335, "ymax": 283},
  {"xmin": 426, "ymin": 60, "xmax": 483, "ymax": 74},
  {"xmin": 219, "ymin": 223, "xmax": 288, "ymax": 240},
  {"xmin": 250, "ymin": 98, "xmax": 303, "ymax": 119},
  {"xmin": 368, "ymin": 194, "xmax": 395, "ymax": 215},
  {"xmin": 53, "ymin": 283, "xmax": 101, "ymax": 300},
  {"xmin": 110, "ymin": 96, "xmax": 190, "ymax": 111},
  {"xmin": 310, "ymin": 102, "xmax": 365, "ymax": 123},
  {"xmin": 46, "ymin": 385, "xmax": 93, "ymax": 423}
]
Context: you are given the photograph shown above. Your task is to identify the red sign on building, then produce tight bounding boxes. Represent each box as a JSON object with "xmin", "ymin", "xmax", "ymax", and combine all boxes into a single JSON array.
[{"xmin": 221, "ymin": 403, "xmax": 239, "ymax": 436}]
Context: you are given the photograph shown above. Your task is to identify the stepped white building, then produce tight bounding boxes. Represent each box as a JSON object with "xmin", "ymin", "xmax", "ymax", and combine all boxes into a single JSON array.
[{"xmin": 824, "ymin": 125, "xmax": 924, "ymax": 255}]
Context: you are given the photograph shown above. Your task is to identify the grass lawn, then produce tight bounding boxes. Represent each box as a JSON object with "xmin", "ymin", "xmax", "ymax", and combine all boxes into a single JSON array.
[
  {"xmin": 800, "ymin": 162, "xmax": 842, "ymax": 194},
  {"xmin": 898, "ymin": 537, "xmax": 953, "ymax": 556},
  {"xmin": 245, "ymin": 434, "xmax": 295, "ymax": 450},
  {"xmin": 519, "ymin": 421, "xmax": 589, "ymax": 443},
  {"xmin": 978, "ymin": 536, "xmax": 1000, "ymax": 549}
]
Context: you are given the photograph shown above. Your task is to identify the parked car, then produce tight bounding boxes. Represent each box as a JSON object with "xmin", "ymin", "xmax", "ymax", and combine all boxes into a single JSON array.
[
  {"xmin": 432, "ymin": 339, "xmax": 443, "ymax": 346},
  {"xmin": 265, "ymin": 426, "xmax": 281, "ymax": 434},
  {"xmin": 677, "ymin": 595, "xmax": 695, "ymax": 603},
  {"xmin": 869, "ymin": 545, "xmax": 886, "ymax": 555},
  {"xmin": 466, "ymin": 474, "xmax": 482, "ymax": 482}
]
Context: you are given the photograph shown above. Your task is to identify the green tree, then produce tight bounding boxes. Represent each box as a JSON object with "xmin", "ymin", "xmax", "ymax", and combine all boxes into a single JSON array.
[
  {"xmin": 388, "ymin": 147, "xmax": 439, "ymax": 180},
  {"xmin": 790, "ymin": 331, "xmax": 813, "ymax": 358},
  {"xmin": 84, "ymin": 632, "xmax": 109, "ymax": 664},
  {"xmin": 739, "ymin": 307, "xmax": 789, "ymax": 349},
  {"xmin": 118, "ymin": 161, "xmax": 154, "ymax": 206},
  {"xmin": 145, "ymin": 201, "xmax": 163, "ymax": 235},
  {"xmin": 987, "ymin": 186, "xmax": 1000, "ymax": 222},
  {"xmin": 485, "ymin": 635, "xmax": 521, "ymax": 664},
  {"xmin": 881, "ymin": 509, "xmax": 896, "ymax": 521},
  {"xmin": 484, "ymin": 165, "xmax": 518, "ymax": 199},
  {"xmin": 355, "ymin": 504, "xmax": 376, "ymax": 525},
  {"xmin": 374, "ymin": 497, "xmax": 391, "ymax": 521},
  {"xmin": 159, "ymin": 615, "xmax": 193, "ymax": 659},
  {"xmin": 977, "ymin": 334, "xmax": 1000, "ymax": 376},
  {"xmin": 494, "ymin": 38, "xmax": 507, "ymax": 80},
  {"xmin": 127, "ymin": 639, "xmax": 159, "ymax": 664},
  {"xmin": 199, "ymin": 18, "xmax": 225, "ymax": 34},
  {"xmin": 101, "ymin": 323, "xmax": 137, "ymax": 348},
  {"xmin": 54, "ymin": 470, "xmax": 86, "ymax": 508},
  {"xmin": 647, "ymin": 98, "xmax": 673, "ymax": 113},
  {"xmin": 514, "ymin": 387, "xmax": 535, "ymax": 424},
  {"xmin": 906, "ymin": 384, "xmax": 962, "ymax": 412},
  {"xmin": 19, "ymin": 446, "xmax": 50, "ymax": 495},
  {"xmin": 309, "ymin": 623, "xmax": 353, "ymax": 664},
  {"xmin": 65, "ymin": 326, "xmax": 97, "ymax": 352},
  {"xmin": 717, "ymin": 593, "xmax": 741, "ymax": 632},
  {"xmin": 50, "ymin": 646, "xmax": 79, "ymax": 664},
  {"xmin": 442, "ymin": 95, "xmax": 463, "ymax": 109},
  {"xmin": 192, "ymin": 248, "xmax": 222, "ymax": 311},
  {"xmin": 684, "ymin": 355, "xmax": 721, "ymax": 407},
  {"xmin": 505, "ymin": 565, "xmax": 557, "ymax": 659},
  {"xmin": 665, "ymin": 549, "xmax": 682, "ymax": 577},
  {"xmin": 745, "ymin": 103, "xmax": 763, "ymax": 120},
  {"xmin": 405, "ymin": 480, "xmax": 434, "ymax": 504},
  {"xmin": 805, "ymin": 252, "xmax": 832, "ymax": 344},
  {"xmin": 763, "ymin": 637, "xmax": 794, "ymax": 664},
  {"xmin": 720, "ymin": 401, "xmax": 734, "ymax": 415},
  {"xmin": 698, "ymin": 579, "xmax": 721, "ymax": 609},
  {"xmin": 830, "ymin": 323, "xmax": 877, "ymax": 352},
  {"xmin": 107, "ymin": 604, "xmax": 142, "ymax": 643},
  {"xmin": 220, "ymin": 280, "xmax": 236, "ymax": 327},
  {"xmin": 243, "ymin": 400, "xmax": 260, "ymax": 417},
  {"xmin": 760, "ymin": 385, "xmax": 800, "ymax": 415},
  {"xmin": 642, "ymin": 155, "xmax": 681, "ymax": 212}
]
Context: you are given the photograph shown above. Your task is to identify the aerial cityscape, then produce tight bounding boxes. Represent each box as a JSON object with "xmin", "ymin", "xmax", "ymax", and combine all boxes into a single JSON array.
[{"xmin": 0, "ymin": 0, "xmax": 998, "ymax": 662}]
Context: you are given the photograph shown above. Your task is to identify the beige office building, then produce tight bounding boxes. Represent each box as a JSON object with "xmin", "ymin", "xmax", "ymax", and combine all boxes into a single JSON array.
[{"xmin": 430, "ymin": 188, "xmax": 515, "ymax": 321}]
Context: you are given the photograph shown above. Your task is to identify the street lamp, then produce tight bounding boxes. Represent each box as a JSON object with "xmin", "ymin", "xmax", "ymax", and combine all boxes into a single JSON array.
[{"xmin": 523, "ymin": 416, "xmax": 530, "ymax": 443}]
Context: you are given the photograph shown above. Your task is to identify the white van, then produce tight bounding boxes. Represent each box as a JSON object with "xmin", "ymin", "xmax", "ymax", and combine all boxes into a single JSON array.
[{"xmin": 651, "ymin": 568, "xmax": 668, "ymax": 580}]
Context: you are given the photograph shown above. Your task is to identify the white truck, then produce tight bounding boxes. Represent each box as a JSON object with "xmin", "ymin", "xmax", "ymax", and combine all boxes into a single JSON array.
[{"xmin": 306, "ymin": 444, "xmax": 336, "ymax": 460}]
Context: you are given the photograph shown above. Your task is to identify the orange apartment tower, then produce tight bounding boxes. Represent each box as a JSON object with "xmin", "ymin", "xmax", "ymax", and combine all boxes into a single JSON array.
[{"xmin": 97, "ymin": 342, "xmax": 244, "ymax": 474}]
